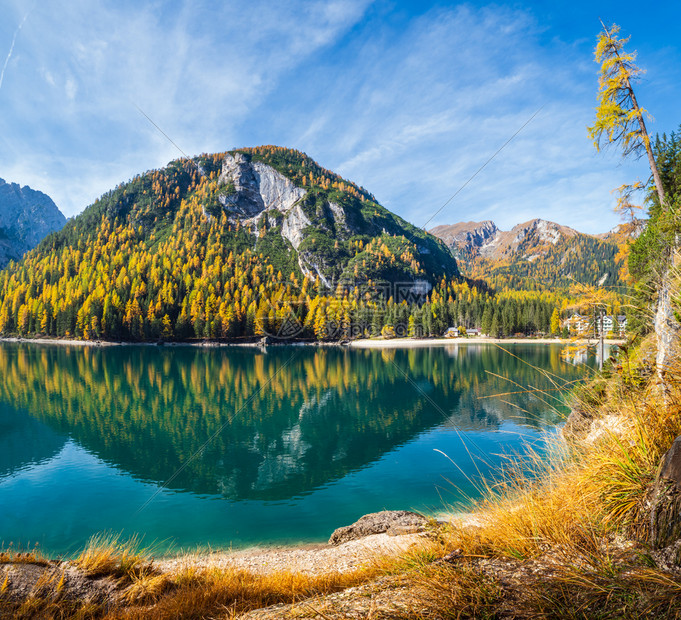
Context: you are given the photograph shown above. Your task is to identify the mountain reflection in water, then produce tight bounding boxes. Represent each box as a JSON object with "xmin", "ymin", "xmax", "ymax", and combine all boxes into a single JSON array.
[{"xmin": 0, "ymin": 342, "xmax": 597, "ymax": 553}]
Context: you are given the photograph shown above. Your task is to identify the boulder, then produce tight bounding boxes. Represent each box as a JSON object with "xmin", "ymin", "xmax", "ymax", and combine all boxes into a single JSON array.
[
  {"xmin": 561, "ymin": 403, "xmax": 594, "ymax": 441},
  {"xmin": 649, "ymin": 437, "xmax": 681, "ymax": 567},
  {"xmin": 658, "ymin": 437, "xmax": 681, "ymax": 487},
  {"xmin": 329, "ymin": 510, "xmax": 428, "ymax": 545}
]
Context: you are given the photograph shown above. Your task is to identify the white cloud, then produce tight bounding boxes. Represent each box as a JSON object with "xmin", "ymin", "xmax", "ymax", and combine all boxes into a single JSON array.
[
  {"xmin": 0, "ymin": 0, "xmax": 666, "ymax": 235},
  {"xmin": 64, "ymin": 76, "xmax": 77, "ymax": 101},
  {"xmin": 0, "ymin": 0, "xmax": 373, "ymax": 216},
  {"xmin": 265, "ymin": 4, "xmax": 651, "ymax": 234},
  {"xmin": 40, "ymin": 68, "xmax": 55, "ymax": 86}
]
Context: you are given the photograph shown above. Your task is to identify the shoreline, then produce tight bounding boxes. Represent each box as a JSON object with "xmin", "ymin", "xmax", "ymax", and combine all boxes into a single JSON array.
[
  {"xmin": 349, "ymin": 336, "xmax": 626, "ymax": 348},
  {"xmin": 0, "ymin": 335, "xmax": 626, "ymax": 349}
]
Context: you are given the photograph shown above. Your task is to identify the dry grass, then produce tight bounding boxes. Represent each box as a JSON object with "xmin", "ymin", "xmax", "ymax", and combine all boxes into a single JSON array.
[
  {"xmin": 0, "ymin": 543, "xmax": 49, "ymax": 567},
  {"xmin": 107, "ymin": 564, "xmax": 377, "ymax": 619},
  {"xmin": 448, "ymin": 343, "xmax": 678, "ymax": 558},
  {"xmin": 1, "ymin": 540, "xmax": 380, "ymax": 619},
  {"xmin": 75, "ymin": 533, "xmax": 152, "ymax": 580},
  {"xmin": 400, "ymin": 337, "xmax": 681, "ymax": 618}
]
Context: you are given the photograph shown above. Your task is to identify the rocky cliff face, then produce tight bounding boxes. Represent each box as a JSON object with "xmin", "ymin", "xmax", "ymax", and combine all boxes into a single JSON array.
[
  {"xmin": 0, "ymin": 178, "xmax": 66, "ymax": 268},
  {"xmin": 217, "ymin": 152, "xmax": 353, "ymax": 280},
  {"xmin": 218, "ymin": 153, "xmax": 307, "ymax": 220},
  {"xmin": 218, "ymin": 152, "xmax": 354, "ymax": 247},
  {"xmin": 215, "ymin": 150, "xmax": 457, "ymax": 284},
  {"xmin": 429, "ymin": 221, "xmax": 498, "ymax": 260}
]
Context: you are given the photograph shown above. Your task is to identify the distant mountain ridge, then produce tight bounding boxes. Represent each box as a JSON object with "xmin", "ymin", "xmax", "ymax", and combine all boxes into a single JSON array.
[
  {"xmin": 430, "ymin": 218, "xmax": 634, "ymax": 289},
  {"xmin": 0, "ymin": 178, "xmax": 66, "ymax": 268}
]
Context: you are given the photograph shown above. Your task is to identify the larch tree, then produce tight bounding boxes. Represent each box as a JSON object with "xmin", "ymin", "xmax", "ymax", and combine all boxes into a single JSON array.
[
  {"xmin": 587, "ymin": 23, "xmax": 664, "ymax": 205},
  {"xmin": 550, "ymin": 308, "xmax": 561, "ymax": 336},
  {"xmin": 587, "ymin": 21, "xmax": 679, "ymax": 395}
]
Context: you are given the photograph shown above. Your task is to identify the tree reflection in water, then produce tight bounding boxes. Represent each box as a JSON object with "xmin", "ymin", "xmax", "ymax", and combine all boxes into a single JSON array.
[{"xmin": 0, "ymin": 343, "xmax": 593, "ymax": 500}]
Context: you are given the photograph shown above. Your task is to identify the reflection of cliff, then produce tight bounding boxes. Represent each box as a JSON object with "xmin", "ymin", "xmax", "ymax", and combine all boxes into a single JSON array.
[
  {"xmin": 0, "ymin": 404, "xmax": 66, "ymax": 478},
  {"xmin": 0, "ymin": 343, "xmax": 590, "ymax": 500}
]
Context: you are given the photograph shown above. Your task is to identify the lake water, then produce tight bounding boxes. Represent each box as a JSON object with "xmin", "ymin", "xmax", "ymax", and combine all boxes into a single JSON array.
[{"xmin": 0, "ymin": 342, "xmax": 599, "ymax": 556}]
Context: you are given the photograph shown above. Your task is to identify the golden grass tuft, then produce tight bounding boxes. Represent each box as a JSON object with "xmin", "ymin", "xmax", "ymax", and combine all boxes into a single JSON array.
[
  {"xmin": 75, "ymin": 533, "xmax": 151, "ymax": 580},
  {"xmin": 0, "ymin": 543, "xmax": 49, "ymax": 567},
  {"xmin": 123, "ymin": 573, "xmax": 173, "ymax": 604}
]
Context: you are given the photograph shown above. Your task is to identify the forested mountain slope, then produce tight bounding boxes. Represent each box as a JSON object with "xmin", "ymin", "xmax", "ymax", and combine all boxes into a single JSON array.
[{"xmin": 0, "ymin": 147, "xmax": 459, "ymax": 340}]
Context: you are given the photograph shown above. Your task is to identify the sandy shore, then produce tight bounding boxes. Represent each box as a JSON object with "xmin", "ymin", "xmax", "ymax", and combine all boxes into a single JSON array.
[
  {"xmin": 349, "ymin": 337, "xmax": 626, "ymax": 349},
  {"xmin": 157, "ymin": 512, "xmax": 481, "ymax": 576},
  {"xmin": 158, "ymin": 532, "xmax": 426, "ymax": 576}
]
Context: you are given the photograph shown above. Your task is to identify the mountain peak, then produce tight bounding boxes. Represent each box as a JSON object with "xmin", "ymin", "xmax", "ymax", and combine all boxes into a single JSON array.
[
  {"xmin": 429, "ymin": 218, "xmax": 623, "ymax": 288},
  {"xmin": 0, "ymin": 147, "xmax": 460, "ymax": 340},
  {"xmin": 0, "ymin": 178, "xmax": 66, "ymax": 268}
]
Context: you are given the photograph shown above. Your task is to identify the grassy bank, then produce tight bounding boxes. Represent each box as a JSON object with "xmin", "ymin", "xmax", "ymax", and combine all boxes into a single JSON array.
[{"xmin": 391, "ymin": 335, "xmax": 681, "ymax": 618}]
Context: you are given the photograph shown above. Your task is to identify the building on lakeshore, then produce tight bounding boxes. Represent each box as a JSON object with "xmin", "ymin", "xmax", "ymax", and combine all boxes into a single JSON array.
[{"xmin": 562, "ymin": 314, "xmax": 627, "ymax": 337}]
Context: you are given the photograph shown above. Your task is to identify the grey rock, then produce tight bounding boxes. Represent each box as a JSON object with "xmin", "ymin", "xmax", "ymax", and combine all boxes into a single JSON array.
[
  {"xmin": 660, "ymin": 437, "xmax": 681, "ymax": 488},
  {"xmin": 0, "ymin": 178, "xmax": 66, "ymax": 269},
  {"xmin": 387, "ymin": 524, "xmax": 424, "ymax": 536},
  {"xmin": 218, "ymin": 153, "xmax": 306, "ymax": 219},
  {"xmin": 561, "ymin": 403, "xmax": 594, "ymax": 441},
  {"xmin": 280, "ymin": 203, "xmax": 311, "ymax": 250},
  {"xmin": 329, "ymin": 510, "xmax": 428, "ymax": 545},
  {"xmin": 649, "ymin": 437, "xmax": 681, "ymax": 559},
  {"xmin": 651, "ymin": 540, "xmax": 681, "ymax": 573}
]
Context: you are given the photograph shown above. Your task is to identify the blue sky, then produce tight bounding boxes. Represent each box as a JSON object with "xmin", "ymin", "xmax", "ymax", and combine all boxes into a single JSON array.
[{"xmin": 1, "ymin": 0, "xmax": 679, "ymax": 233}]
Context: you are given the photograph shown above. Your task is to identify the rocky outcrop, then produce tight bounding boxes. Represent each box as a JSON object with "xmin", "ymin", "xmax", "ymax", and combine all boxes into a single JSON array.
[
  {"xmin": 649, "ymin": 437, "xmax": 681, "ymax": 568},
  {"xmin": 329, "ymin": 510, "xmax": 428, "ymax": 545},
  {"xmin": 562, "ymin": 403, "xmax": 595, "ymax": 442},
  {"xmin": 654, "ymin": 269, "xmax": 681, "ymax": 402},
  {"xmin": 430, "ymin": 219, "xmax": 581, "ymax": 262},
  {"xmin": 429, "ymin": 221, "xmax": 498, "ymax": 259},
  {"xmin": 216, "ymin": 153, "xmax": 366, "ymax": 284},
  {"xmin": 0, "ymin": 178, "xmax": 66, "ymax": 268},
  {"xmin": 218, "ymin": 153, "xmax": 306, "ymax": 220},
  {"xmin": 280, "ymin": 204, "xmax": 311, "ymax": 250}
]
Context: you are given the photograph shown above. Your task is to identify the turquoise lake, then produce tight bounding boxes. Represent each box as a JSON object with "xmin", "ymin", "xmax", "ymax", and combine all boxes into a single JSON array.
[{"xmin": 0, "ymin": 342, "xmax": 600, "ymax": 556}]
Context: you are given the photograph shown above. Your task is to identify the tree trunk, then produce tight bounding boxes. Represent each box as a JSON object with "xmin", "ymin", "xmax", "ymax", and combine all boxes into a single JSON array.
[
  {"xmin": 599, "ymin": 309, "xmax": 605, "ymax": 371},
  {"xmin": 623, "ymin": 67, "xmax": 679, "ymax": 394},
  {"xmin": 655, "ymin": 256, "xmax": 681, "ymax": 400},
  {"xmin": 625, "ymin": 76, "xmax": 666, "ymax": 208}
]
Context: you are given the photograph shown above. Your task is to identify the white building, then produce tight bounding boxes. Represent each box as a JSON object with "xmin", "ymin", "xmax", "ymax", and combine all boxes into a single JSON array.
[
  {"xmin": 563, "ymin": 313, "xmax": 627, "ymax": 337},
  {"xmin": 564, "ymin": 314, "xmax": 590, "ymax": 335}
]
